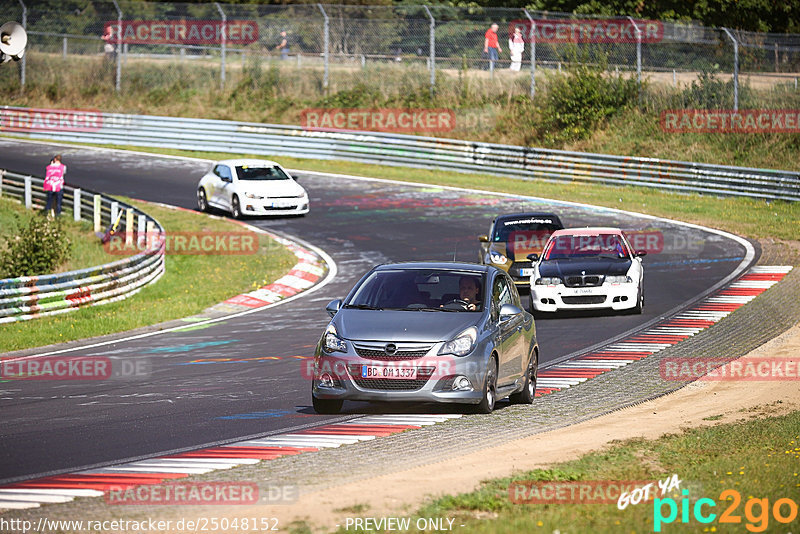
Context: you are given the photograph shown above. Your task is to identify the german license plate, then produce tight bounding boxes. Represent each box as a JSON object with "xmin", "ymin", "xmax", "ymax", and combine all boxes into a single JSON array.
[
  {"xmin": 361, "ymin": 365, "xmax": 417, "ymax": 380},
  {"xmin": 519, "ymin": 268, "xmax": 534, "ymax": 277}
]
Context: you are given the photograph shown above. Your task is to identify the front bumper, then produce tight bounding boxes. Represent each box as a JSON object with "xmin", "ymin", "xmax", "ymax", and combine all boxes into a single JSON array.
[
  {"xmin": 242, "ymin": 198, "xmax": 309, "ymax": 216},
  {"xmin": 531, "ymin": 282, "xmax": 639, "ymax": 312},
  {"xmin": 311, "ymin": 341, "xmax": 489, "ymax": 405}
]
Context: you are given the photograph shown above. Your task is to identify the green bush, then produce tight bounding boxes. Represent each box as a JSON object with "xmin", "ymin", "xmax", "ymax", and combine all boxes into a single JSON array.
[
  {"xmin": 535, "ymin": 53, "xmax": 640, "ymax": 146},
  {"xmin": 0, "ymin": 215, "xmax": 72, "ymax": 278}
]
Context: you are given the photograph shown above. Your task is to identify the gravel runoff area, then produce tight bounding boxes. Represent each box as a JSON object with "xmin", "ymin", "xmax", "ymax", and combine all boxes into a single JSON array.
[{"xmin": 3, "ymin": 240, "xmax": 799, "ymax": 532}]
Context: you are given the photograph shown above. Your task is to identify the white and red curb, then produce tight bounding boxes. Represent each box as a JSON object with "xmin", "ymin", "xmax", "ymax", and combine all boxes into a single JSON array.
[{"xmin": 534, "ymin": 266, "xmax": 793, "ymax": 395}]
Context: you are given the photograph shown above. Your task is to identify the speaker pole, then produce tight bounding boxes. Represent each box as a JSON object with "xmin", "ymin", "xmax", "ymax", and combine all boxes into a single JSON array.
[
  {"xmin": 17, "ymin": 0, "xmax": 25, "ymax": 88},
  {"xmin": 112, "ymin": 0, "xmax": 122, "ymax": 92}
]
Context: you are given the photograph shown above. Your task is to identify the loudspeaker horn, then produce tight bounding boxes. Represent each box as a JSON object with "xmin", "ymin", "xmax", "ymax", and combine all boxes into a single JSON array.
[{"xmin": 0, "ymin": 21, "xmax": 27, "ymax": 63}]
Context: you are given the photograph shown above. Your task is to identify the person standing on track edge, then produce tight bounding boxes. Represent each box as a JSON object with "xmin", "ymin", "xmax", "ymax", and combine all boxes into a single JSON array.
[
  {"xmin": 43, "ymin": 155, "xmax": 66, "ymax": 216},
  {"xmin": 484, "ymin": 23, "xmax": 502, "ymax": 71}
]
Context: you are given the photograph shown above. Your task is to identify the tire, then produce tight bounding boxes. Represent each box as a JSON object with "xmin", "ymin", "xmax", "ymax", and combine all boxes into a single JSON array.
[
  {"xmin": 472, "ymin": 358, "xmax": 497, "ymax": 414},
  {"xmin": 510, "ymin": 350, "xmax": 537, "ymax": 404},
  {"xmin": 231, "ymin": 195, "xmax": 242, "ymax": 219},
  {"xmin": 197, "ymin": 188, "xmax": 209, "ymax": 212},
  {"xmin": 629, "ymin": 286, "xmax": 644, "ymax": 315},
  {"xmin": 312, "ymin": 395, "xmax": 343, "ymax": 414}
]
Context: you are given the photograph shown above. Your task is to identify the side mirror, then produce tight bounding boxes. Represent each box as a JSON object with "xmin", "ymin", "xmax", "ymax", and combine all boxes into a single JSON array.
[
  {"xmin": 527, "ymin": 253, "xmax": 539, "ymax": 262},
  {"xmin": 478, "ymin": 234, "xmax": 489, "ymax": 243},
  {"xmin": 325, "ymin": 299, "xmax": 342, "ymax": 317},
  {"xmin": 222, "ymin": 175, "xmax": 233, "ymax": 183},
  {"xmin": 636, "ymin": 250, "xmax": 647, "ymax": 258},
  {"xmin": 499, "ymin": 303, "xmax": 523, "ymax": 322}
]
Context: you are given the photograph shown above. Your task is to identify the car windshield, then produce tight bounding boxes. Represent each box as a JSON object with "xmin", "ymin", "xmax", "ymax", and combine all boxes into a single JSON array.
[
  {"xmin": 235, "ymin": 166, "xmax": 291, "ymax": 181},
  {"xmin": 492, "ymin": 218, "xmax": 562, "ymax": 243},
  {"xmin": 346, "ymin": 269, "xmax": 485, "ymax": 312},
  {"xmin": 543, "ymin": 234, "xmax": 630, "ymax": 260}
]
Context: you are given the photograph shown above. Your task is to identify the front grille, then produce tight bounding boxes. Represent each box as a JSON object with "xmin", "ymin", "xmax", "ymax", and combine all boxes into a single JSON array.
[
  {"xmin": 564, "ymin": 275, "xmax": 603, "ymax": 287},
  {"xmin": 349, "ymin": 365, "xmax": 435, "ymax": 391},
  {"xmin": 510, "ymin": 261, "xmax": 533, "ymax": 279},
  {"xmin": 353, "ymin": 343, "xmax": 433, "ymax": 361},
  {"xmin": 562, "ymin": 295, "xmax": 606, "ymax": 305}
]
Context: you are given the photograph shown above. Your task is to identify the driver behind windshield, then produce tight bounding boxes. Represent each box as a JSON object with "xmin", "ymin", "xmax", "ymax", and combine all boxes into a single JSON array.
[{"xmin": 458, "ymin": 276, "xmax": 482, "ymax": 311}]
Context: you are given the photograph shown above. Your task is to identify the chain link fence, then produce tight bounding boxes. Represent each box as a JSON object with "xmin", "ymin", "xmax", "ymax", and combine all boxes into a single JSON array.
[{"xmin": 1, "ymin": 1, "xmax": 799, "ymax": 107}]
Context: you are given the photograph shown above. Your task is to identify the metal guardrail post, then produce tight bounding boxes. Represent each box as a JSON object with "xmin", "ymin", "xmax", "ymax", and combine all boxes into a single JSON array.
[
  {"xmin": 627, "ymin": 16, "xmax": 642, "ymax": 86},
  {"xmin": 125, "ymin": 208, "xmax": 134, "ymax": 245},
  {"xmin": 523, "ymin": 9, "xmax": 536, "ymax": 99},
  {"xmin": 110, "ymin": 200, "xmax": 119, "ymax": 223},
  {"xmin": 317, "ymin": 4, "xmax": 329, "ymax": 90},
  {"xmin": 137, "ymin": 214, "xmax": 147, "ymax": 247},
  {"xmin": 215, "ymin": 2, "xmax": 226, "ymax": 90},
  {"xmin": 24, "ymin": 175, "xmax": 31, "ymax": 209},
  {"xmin": 722, "ymin": 27, "xmax": 739, "ymax": 111},
  {"xmin": 0, "ymin": 169, "xmax": 4, "ymax": 197},
  {"xmin": 93, "ymin": 194, "xmax": 102, "ymax": 232},
  {"xmin": 112, "ymin": 0, "xmax": 122, "ymax": 92},
  {"xmin": 17, "ymin": 0, "xmax": 26, "ymax": 89},
  {"xmin": 73, "ymin": 188, "xmax": 81, "ymax": 221},
  {"xmin": 423, "ymin": 6, "xmax": 435, "ymax": 95}
]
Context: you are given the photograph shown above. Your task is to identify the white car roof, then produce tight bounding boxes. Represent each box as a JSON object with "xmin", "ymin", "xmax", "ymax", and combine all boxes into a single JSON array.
[{"xmin": 216, "ymin": 158, "xmax": 282, "ymax": 168}]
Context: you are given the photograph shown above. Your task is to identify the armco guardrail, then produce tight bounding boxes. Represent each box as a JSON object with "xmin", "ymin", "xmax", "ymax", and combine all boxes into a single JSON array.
[
  {"xmin": 0, "ymin": 169, "xmax": 165, "ymax": 324},
  {"xmin": 2, "ymin": 107, "xmax": 799, "ymax": 201}
]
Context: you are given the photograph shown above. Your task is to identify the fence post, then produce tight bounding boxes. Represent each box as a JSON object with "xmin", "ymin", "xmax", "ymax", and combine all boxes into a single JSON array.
[
  {"xmin": 17, "ymin": 0, "xmax": 26, "ymax": 89},
  {"xmin": 627, "ymin": 16, "xmax": 642, "ymax": 87},
  {"xmin": 24, "ymin": 176, "xmax": 31, "ymax": 209},
  {"xmin": 523, "ymin": 9, "xmax": 536, "ymax": 99},
  {"xmin": 423, "ymin": 5, "xmax": 435, "ymax": 95},
  {"xmin": 215, "ymin": 2, "xmax": 226, "ymax": 90},
  {"xmin": 317, "ymin": 4, "xmax": 329, "ymax": 90},
  {"xmin": 125, "ymin": 208, "xmax": 134, "ymax": 245},
  {"xmin": 93, "ymin": 194, "xmax": 102, "ymax": 232},
  {"xmin": 110, "ymin": 201, "xmax": 119, "ymax": 224},
  {"xmin": 137, "ymin": 214, "xmax": 147, "ymax": 247},
  {"xmin": 722, "ymin": 27, "xmax": 739, "ymax": 111},
  {"xmin": 73, "ymin": 188, "xmax": 81, "ymax": 221},
  {"xmin": 0, "ymin": 169, "xmax": 4, "ymax": 197},
  {"xmin": 112, "ymin": 0, "xmax": 122, "ymax": 92},
  {"xmin": 62, "ymin": 36, "xmax": 67, "ymax": 58}
]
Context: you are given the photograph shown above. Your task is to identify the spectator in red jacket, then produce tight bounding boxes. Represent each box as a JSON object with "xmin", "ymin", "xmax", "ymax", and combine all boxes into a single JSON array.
[{"xmin": 484, "ymin": 23, "xmax": 502, "ymax": 70}]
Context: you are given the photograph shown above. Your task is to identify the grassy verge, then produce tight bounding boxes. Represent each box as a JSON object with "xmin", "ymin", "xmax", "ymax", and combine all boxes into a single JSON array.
[
  {"xmin": 0, "ymin": 196, "xmax": 113, "ymax": 276},
  {"xmin": 25, "ymin": 140, "xmax": 799, "ymax": 243},
  {"xmin": 335, "ymin": 408, "xmax": 800, "ymax": 533},
  {"xmin": 0, "ymin": 198, "xmax": 297, "ymax": 353}
]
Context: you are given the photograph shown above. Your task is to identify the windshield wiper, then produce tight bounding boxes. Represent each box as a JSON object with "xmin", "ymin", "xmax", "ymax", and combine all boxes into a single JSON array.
[{"xmin": 343, "ymin": 304, "xmax": 383, "ymax": 310}]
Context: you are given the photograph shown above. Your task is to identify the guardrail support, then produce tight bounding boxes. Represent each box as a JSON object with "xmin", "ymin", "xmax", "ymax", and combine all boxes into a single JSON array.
[
  {"xmin": 93, "ymin": 194, "xmax": 102, "ymax": 232},
  {"xmin": 317, "ymin": 4, "xmax": 329, "ymax": 90},
  {"xmin": 0, "ymin": 169, "xmax": 4, "ymax": 197},
  {"xmin": 722, "ymin": 27, "xmax": 739, "ymax": 111},
  {"xmin": 146, "ymin": 220, "xmax": 156, "ymax": 250},
  {"xmin": 125, "ymin": 208, "xmax": 134, "ymax": 245},
  {"xmin": 110, "ymin": 201, "xmax": 119, "ymax": 225},
  {"xmin": 73, "ymin": 188, "xmax": 81, "ymax": 221},
  {"xmin": 24, "ymin": 176, "xmax": 31, "ymax": 209},
  {"xmin": 137, "ymin": 214, "xmax": 147, "ymax": 247},
  {"xmin": 215, "ymin": 2, "xmax": 226, "ymax": 89}
]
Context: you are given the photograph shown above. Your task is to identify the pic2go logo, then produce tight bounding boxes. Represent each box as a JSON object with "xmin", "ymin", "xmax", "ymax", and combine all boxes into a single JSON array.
[{"xmin": 653, "ymin": 489, "xmax": 799, "ymax": 532}]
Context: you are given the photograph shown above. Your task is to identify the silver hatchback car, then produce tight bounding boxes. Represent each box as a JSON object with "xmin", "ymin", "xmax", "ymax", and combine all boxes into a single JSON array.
[{"xmin": 311, "ymin": 262, "xmax": 539, "ymax": 414}]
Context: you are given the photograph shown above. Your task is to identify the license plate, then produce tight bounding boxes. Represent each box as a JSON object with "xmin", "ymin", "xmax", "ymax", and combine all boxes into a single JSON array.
[
  {"xmin": 519, "ymin": 268, "xmax": 534, "ymax": 277},
  {"xmin": 574, "ymin": 288, "xmax": 596, "ymax": 295},
  {"xmin": 269, "ymin": 200, "xmax": 292, "ymax": 208},
  {"xmin": 361, "ymin": 365, "xmax": 417, "ymax": 380}
]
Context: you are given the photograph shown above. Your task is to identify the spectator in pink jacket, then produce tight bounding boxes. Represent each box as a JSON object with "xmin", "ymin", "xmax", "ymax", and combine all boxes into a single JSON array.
[{"xmin": 43, "ymin": 155, "xmax": 66, "ymax": 216}]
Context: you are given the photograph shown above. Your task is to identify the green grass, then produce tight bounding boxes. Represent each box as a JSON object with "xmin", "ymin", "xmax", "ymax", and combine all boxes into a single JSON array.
[
  {"xmin": 0, "ymin": 196, "xmax": 114, "ymax": 277},
  {"xmin": 338, "ymin": 408, "xmax": 800, "ymax": 533},
  {"xmin": 0, "ymin": 198, "xmax": 297, "ymax": 353}
]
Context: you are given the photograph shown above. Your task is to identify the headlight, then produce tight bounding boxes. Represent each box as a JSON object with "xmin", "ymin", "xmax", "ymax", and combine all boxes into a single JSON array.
[
  {"xmin": 295, "ymin": 193, "xmax": 308, "ymax": 199},
  {"xmin": 606, "ymin": 275, "xmax": 633, "ymax": 284},
  {"xmin": 535, "ymin": 277, "xmax": 562, "ymax": 285},
  {"xmin": 245, "ymin": 192, "xmax": 264, "ymax": 199},
  {"xmin": 323, "ymin": 324, "xmax": 347, "ymax": 353},
  {"xmin": 439, "ymin": 327, "xmax": 477, "ymax": 357},
  {"xmin": 489, "ymin": 252, "xmax": 508, "ymax": 265}
]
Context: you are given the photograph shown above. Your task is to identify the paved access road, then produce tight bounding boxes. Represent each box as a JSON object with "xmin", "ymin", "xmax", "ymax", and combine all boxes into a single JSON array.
[{"xmin": 0, "ymin": 140, "xmax": 752, "ymax": 482}]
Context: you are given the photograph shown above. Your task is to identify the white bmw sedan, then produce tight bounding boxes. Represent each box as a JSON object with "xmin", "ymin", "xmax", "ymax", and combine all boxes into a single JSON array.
[{"xmin": 197, "ymin": 159, "xmax": 309, "ymax": 218}]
